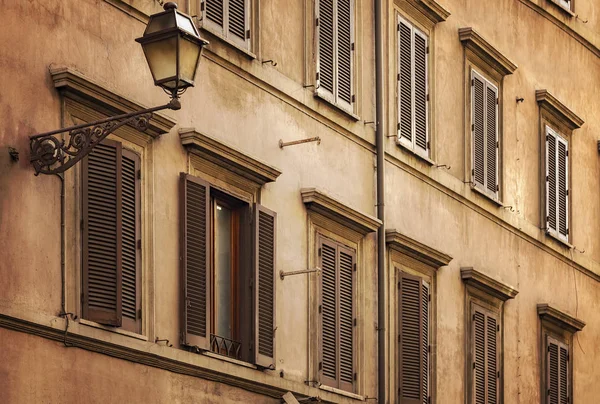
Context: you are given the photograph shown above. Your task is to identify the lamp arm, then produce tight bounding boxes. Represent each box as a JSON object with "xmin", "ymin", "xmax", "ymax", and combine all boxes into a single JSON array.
[{"xmin": 29, "ymin": 98, "xmax": 180, "ymax": 176}]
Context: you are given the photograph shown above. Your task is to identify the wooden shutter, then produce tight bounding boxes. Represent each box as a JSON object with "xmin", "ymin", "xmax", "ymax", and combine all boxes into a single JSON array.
[
  {"xmin": 414, "ymin": 29, "xmax": 428, "ymax": 156},
  {"xmin": 397, "ymin": 17, "xmax": 413, "ymax": 147},
  {"xmin": 486, "ymin": 84, "xmax": 499, "ymax": 195},
  {"xmin": 317, "ymin": 0, "xmax": 335, "ymax": 97},
  {"xmin": 398, "ymin": 273, "xmax": 429, "ymax": 404},
  {"xmin": 204, "ymin": 0, "xmax": 225, "ymax": 34},
  {"xmin": 472, "ymin": 304, "xmax": 499, "ymax": 404},
  {"xmin": 472, "ymin": 71, "xmax": 486, "ymax": 189},
  {"xmin": 557, "ymin": 136, "xmax": 569, "ymax": 240},
  {"xmin": 82, "ymin": 140, "xmax": 122, "ymax": 327},
  {"xmin": 546, "ymin": 127, "xmax": 557, "ymax": 234},
  {"xmin": 254, "ymin": 204, "xmax": 276, "ymax": 368},
  {"xmin": 546, "ymin": 336, "xmax": 569, "ymax": 404},
  {"xmin": 228, "ymin": 0, "xmax": 250, "ymax": 49},
  {"xmin": 121, "ymin": 149, "xmax": 141, "ymax": 333},
  {"xmin": 180, "ymin": 173, "xmax": 211, "ymax": 350},
  {"xmin": 336, "ymin": 0, "xmax": 353, "ymax": 109},
  {"xmin": 319, "ymin": 237, "xmax": 356, "ymax": 392}
]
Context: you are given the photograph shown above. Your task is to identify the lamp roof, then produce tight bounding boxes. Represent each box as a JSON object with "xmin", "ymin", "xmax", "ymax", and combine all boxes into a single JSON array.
[{"xmin": 142, "ymin": 2, "xmax": 206, "ymax": 44}]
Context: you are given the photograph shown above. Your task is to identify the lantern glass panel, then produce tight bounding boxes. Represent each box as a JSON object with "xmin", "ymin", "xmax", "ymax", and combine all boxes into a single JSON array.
[
  {"xmin": 175, "ymin": 13, "xmax": 197, "ymax": 36},
  {"xmin": 179, "ymin": 37, "xmax": 202, "ymax": 85},
  {"xmin": 142, "ymin": 36, "xmax": 178, "ymax": 89}
]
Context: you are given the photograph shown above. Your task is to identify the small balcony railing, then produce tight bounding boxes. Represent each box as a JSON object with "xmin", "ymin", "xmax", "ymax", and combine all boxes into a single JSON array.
[{"xmin": 210, "ymin": 334, "xmax": 242, "ymax": 360}]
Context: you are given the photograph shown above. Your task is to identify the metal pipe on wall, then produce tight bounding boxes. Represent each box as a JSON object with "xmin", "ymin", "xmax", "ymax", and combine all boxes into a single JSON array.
[{"xmin": 375, "ymin": 0, "xmax": 387, "ymax": 403}]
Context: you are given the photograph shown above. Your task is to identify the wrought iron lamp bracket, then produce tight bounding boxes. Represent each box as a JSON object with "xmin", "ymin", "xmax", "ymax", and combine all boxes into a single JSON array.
[{"xmin": 29, "ymin": 98, "xmax": 181, "ymax": 176}]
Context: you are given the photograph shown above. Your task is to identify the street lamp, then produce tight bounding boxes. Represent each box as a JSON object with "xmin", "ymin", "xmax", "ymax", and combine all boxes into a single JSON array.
[{"xmin": 29, "ymin": 2, "xmax": 208, "ymax": 176}]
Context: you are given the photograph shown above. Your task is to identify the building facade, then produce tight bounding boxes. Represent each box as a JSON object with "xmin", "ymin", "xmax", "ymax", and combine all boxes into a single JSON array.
[{"xmin": 0, "ymin": 0, "xmax": 599, "ymax": 403}]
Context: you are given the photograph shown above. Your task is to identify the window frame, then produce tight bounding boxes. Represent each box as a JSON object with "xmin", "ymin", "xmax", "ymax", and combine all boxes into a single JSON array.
[
  {"xmin": 396, "ymin": 14, "xmax": 430, "ymax": 159},
  {"xmin": 197, "ymin": 0, "xmax": 253, "ymax": 54},
  {"xmin": 315, "ymin": 0, "xmax": 356, "ymax": 115}
]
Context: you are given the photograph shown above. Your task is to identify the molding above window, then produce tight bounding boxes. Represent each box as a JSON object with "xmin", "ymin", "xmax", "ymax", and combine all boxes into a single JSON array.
[
  {"xmin": 460, "ymin": 267, "xmax": 519, "ymax": 301},
  {"xmin": 537, "ymin": 303, "xmax": 585, "ymax": 333},
  {"xmin": 536, "ymin": 90, "xmax": 584, "ymax": 130},
  {"xmin": 51, "ymin": 66, "xmax": 176, "ymax": 138},
  {"xmin": 301, "ymin": 188, "xmax": 381, "ymax": 235},
  {"xmin": 386, "ymin": 229, "xmax": 452, "ymax": 268},
  {"xmin": 179, "ymin": 128, "xmax": 282, "ymax": 187},
  {"xmin": 459, "ymin": 28, "xmax": 518, "ymax": 76},
  {"xmin": 411, "ymin": 0, "xmax": 451, "ymax": 23}
]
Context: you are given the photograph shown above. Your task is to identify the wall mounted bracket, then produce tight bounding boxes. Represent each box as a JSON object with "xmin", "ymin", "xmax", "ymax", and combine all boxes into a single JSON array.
[
  {"xmin": 279, "ymin": 267, "xmax": 321, "ymax": 280},
  {"xmin": 279, "ymin": 137, "xmax": 321, "ymax": 149}
]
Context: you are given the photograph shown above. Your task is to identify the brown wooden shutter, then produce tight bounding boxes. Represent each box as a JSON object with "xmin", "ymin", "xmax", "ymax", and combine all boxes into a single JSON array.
[
  {"xmin": 180, "ymin": 173, "xmax": 211, "ymax": 350},
  {"xmin": 82, "ymin": 140, "xmax": 123, "ymax": 327},
  {"xmin": 254, "ymin": 204, "xmax": 276, "ymax": 368},
  {"xmin": 414, "ymin": 31, "xmax": 428, "ymax": 154},
  {"xmin": 399, "ymin": 273, "xmax": 423, "ymax": 404},
  {"xmin": 421, "ymin": 280, "xmax": 429, "ymax": 404},
  {"xmin": 546, "ymin": 127, "xmax": 557, "ymax": 234},
  {"xmin": 472, "ymin": 72, "xmax": 485, "ymax": 188},
  {"xmin": 486, "ymin": 84, "xmax": 498, "ymax": 195},
  {"xmin": 121, "ymin": 149, "xmax": 141, "ymax": 333},
  {"xmin": 336, "ymin": 0, "xmax": 353, "ymax": 106},
  {"xmin": 319, "ymin": 237, "xmax": 338, "ymax": 386},
  {"xmin": 338, "ymin": 245, "xmax": 355, "ymax": 392},
  {"xmin": 317, "ymin": 0, "xmax": 335, "ymax": 96},
  {"xmin": 546, "ymin": 336, "xmax": 569, "ymax": 404},
  {"xmin": 398, "ymin": 18, "xmax": 412, "ymax": 145},
  {"xmin": 205, "ymin": 0, "xmax": 224, "ymax": 29},
  {"xmin": 472, "ymin": 304, "xmax": 499, "ymax": 404},
  {"xmin": 557, "ymin": 137, "xmax": 568, "ymax": 240}
]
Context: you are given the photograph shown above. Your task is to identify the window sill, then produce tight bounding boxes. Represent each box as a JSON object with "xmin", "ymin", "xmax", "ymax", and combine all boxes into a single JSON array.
[
  {"xmin": 396, "ymin": 140, "xmax": 435, "ymax": 166},
  {"xmin": 319, "ymin": 385, "xmax": 365, "ymax": 401},
  {"xmin": 470, "ymin": 183, "xmax": 503, "ymax": 207},
  {"xmin": 79, "ymin": 319, "xmax": 148, "ymax": 341},
  {"xmin": 199, "ymin": 26, "xmax": 257, "ymax": 60},
  {"xmin": 547, "ymin": 0, "xmax": 576, "ymax": 17},
  {"xmin": 201, "ymin": 350, "xmax": 258, "ymax": 370},
  {"xmin": 314, "ymin": 92, "xmax": 360, "ymax": 122},
  {"xmin": 545, "ymin": 230, "xmax": 573, "ymax": 249}
]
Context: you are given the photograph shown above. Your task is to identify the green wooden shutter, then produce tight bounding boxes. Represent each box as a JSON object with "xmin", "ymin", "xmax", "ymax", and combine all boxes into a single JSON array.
[
  {"xmin": 254, "ymin": 204, "xmax": 276, "ymax": 368},
  {"xmin": 546, "ymin": 127, "xmax": 557, "ymax": 234},
  {"xmin": 180, "ymin": 173, "xmax": 211, "ymax": 350},
  {"xmin": 121, "ymin": 149, "xmax": 141, "ymax": 333},
  {"xmin": 557, "ymin": 137, "xmax": 569, "ymax": 241},
  {"xmin": 421, "ymin": 280, "xmax": 430, "ymax": 404},
  {"xmin": 82, "ymin": 140, "xmax": 123, "ymax": 327}
]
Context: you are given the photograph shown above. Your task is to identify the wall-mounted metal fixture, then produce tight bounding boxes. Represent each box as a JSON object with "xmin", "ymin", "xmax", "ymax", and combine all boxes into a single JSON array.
[
  {"xmin": 435, "ymin": 164, "xmax": 451, "ymax": 170},
  {"xmin": 279, "ymin": 137, "xmax": 321, "ymax": 149},
  {"xmin": 262, "ymin": 59, "xmax": 278, "ymax": 66},
  {"xmin": 516, "ymin": 97, "xmax": 525, "ymax": 103},
  {"xmin": 279, "ymin": 267, "xmax": 321, "ymax": 280},
  {"xmin": 29, "ymin": 2, "xmax": 208, "ymax": 176},
  {"xmin": 8, "ymin": 147, "xmax": 19, "ymax": 162},
  {"xmin": 155, "ymin": 337, "xmax": 173, "ymax": 347}
]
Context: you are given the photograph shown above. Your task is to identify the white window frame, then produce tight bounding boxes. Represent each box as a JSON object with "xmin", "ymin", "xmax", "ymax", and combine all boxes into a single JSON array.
[
  {"xmin": 315, "ymin": 0, "xmax": 355, "ymax": 114},
  {"xmin": 545, "ymin": 125, "xmax": 569, "ymax": 243},
  {"xmin": 470, "ymin": 69, "xmax": 499, "ymax": 201},
  {"xmin": 200, "ymin": 0, "xmax": 251, "ymax": 51},
  {"xmin": 397, "ymin": 15, "xmax": 429, "ymax": 158}
]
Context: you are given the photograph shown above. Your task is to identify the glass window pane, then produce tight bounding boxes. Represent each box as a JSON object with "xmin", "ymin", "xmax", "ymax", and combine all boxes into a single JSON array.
[{"xmin": 214, "ymin": 203, "xmax": 232, "ymax": 340}]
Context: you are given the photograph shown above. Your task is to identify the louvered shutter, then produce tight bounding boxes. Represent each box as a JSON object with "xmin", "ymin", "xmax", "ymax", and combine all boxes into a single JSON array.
[
  {"xmin": 319, "ymin": 237, "xmax": 355, "ymax": 392},
  {"xmin": 545, "ymin": 127, "xmax": 569, "ymax": 242},
  {"xmin": 472, "ymin": 71, "xmax": 486, "ymax": 189},
  {"xmin": 557, "ymin": 137, "xmax": 569, "ymax": 241},
  {"xmin": 414, "ymin": 30, "xmax": 428, "ymax": 156},
  {"xmin": 338, "ymin": 245, "xmax": 355, "ymax": 392},
  {"xmin": 204, "ymin": 0, "xmax": 225, "ymax": 34},
  {"xmin": 486, "ymin": 84, "xmax": 499, "ymax": 195},
  {"xmin": 472, "ymin": 305, "xmax": 499, "ymax": 404},
  {"xmin": 121, "ymin": 149, "xmax": 141, "ymax": 333},
  {"xmin": 317, "ymin": 0, "xmax": 335, "ymax": 98},
  {"xmin": 82, "ymin": 140, "xmax": 122, "ymax": 327},
  {"xmin": 546, "ymin": 127, "xmax": 557, "ymax": 234},
  {"xmin": 180, "ymin": 173, "xmax": 211, "ymax": 350},
  {"xmin": 546, "ymin": 336, "xmax": 569, "ymax": 404},
  {"xmin": 228, "ymin": 0, "xmax": 250, "ymax": 49},
  {"xmin": 398, "ymin": 273, "xmax": 427, "ymax": 404},
  {"xmin": 254, "ymin": 204, "xmax": 276, "ymax": 368},
  {"xmin": 398, "ymin": 18, "xmax": 413, "ymax": 147},
  {"xmin": 319, "ymin": 238, "xmax": 338, "ymax": 386},
  {"xmin": 336, "ymin": 0, "xmax": 353, "ymax": 109}
]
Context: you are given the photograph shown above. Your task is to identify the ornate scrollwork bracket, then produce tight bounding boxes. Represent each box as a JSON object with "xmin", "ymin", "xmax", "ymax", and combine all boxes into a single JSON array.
[{"xmin": 29, "ymin": 98, "xmax": 180, "ymax": 176}]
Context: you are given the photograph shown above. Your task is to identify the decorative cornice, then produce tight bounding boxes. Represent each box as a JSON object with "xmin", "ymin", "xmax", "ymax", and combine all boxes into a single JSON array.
[
  {"xmin": 51, "ymin": 67, "xmax": 176, "ymax": 138},
  {"xmin": 459, "ymin": 28, "xmax": 518, "ymax": 76},
  {"xmin": 0, "ymin": 313, "xmax": 345, "ymax": 404},
  {"xmin": 536, "ymin": 90, "xmax": 584, "ymax": 130},
  {"xmin": 386, "ymin": 229, "xmax": 452, "ymax": 268},
  {"xmin": 537, "ymin": 304, "xmax": 586, "ymax": 333},
  {"xmin": 180, "ymin": 128, "xmax": 282, "ymax": 186},
  {"xmin": 301, "ymin": 188, "xmax": 381, "ymax": 235},
  {"xmin": 460, "ymin": 267, "xmax": 519, "ymax": 301},
  {"xmin": 414, "ymin": 0, "xmax": 451, "ymax": 23}
]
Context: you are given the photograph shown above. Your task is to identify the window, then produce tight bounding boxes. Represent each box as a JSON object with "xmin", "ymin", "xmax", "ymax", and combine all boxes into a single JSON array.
[
  {"xmin": 397, "ymin": 16, "xmax": 429, "ymax": 157},
  {"xmin": 398, "ymin": 272, "xmax": 430, "ymax": 404},
  {"xmin": 461, "ymin": 268, "xmax": 518, "ymax": 404},
  {"xmin": 200, "ymin": 0, "xmax": 251, "ymax": 51},
  {"xmin": 316, "ymin": 0, "xmax": 355, "ymax": 113},
  {"xmin": 318, "ymin": 235, "xmax": 356, "ymax": 393},
  {"xmin": 537, "ymin": 304, "xmax": 585, "ymax": 404},
  {"xmin": 545, "ymin": 126, "xmax": 569, "ymax": 243},
  {"xmin": 471, "ymin": 69, "xmax": 499, "ymax": 200},
  {"xmin": 550, "ymin": 0, "xmax": 573, "ymax": 13},
  {"xmin": 180, "ymin": 173, "xmax": 276, "ymax": 368},
  {"xmin": 81, "ymin": 139, "xmax": 141, "ymax": 334}
]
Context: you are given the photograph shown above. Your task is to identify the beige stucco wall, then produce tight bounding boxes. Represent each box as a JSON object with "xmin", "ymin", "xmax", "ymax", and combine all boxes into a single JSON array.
[{"xmin": 0, "ymin": 0, "xmax": 599, "ymax": 403}]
